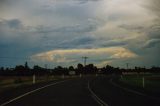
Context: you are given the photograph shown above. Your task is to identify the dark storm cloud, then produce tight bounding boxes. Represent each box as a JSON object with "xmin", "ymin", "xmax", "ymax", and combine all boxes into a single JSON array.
[
  {"xmin": 100, "ymin": 40, "xmax": 127, "ymax": 47},
  {"xmin": 146, "ymin": 0, "xmax": 160, "ymax": 40},
  {"xmin": 148, "ymin": 0, "xmax": 160, "ymax": 16},
  {"xmin": 34, "ymin": 18, "xmax": 99, "ymax": 35},
  {"xmin": 0, "ymin": 19, "xmax": 43, "ymax": 54},
  {"xmin": 35, "ymin": 24, "xmax": 97, "ymax": 34},
  {"xmin": 118, "ymin": 24, "xmax": 144, "ymax": 31},
  {"xmin": 142, "ymin": 39, "xmax": 160, "ymax": 48},
  {"xmin": 76, "ymin": 0, "xmax": 100, "ymax": 4},
  {"xmin": 0, "ymin": 19, "xmax": 24, "ymax": 34},
  {"xmin": 148, "ymin": 26, "xmax": 160, "ymax": 39},
  {"xmin": 0, "ymin": 18, "xmax": 98, "ymax": 56},
  {"xmin": 52, "ymin": 24, "xmax": 96, "ymax": 33},
  {"xmin": 58, "ymin": 36, "xmax": 96, "ymax": 49},
  {"xmin": 1, "ymin": 19, "xmax": 22, "ymax": 29}
]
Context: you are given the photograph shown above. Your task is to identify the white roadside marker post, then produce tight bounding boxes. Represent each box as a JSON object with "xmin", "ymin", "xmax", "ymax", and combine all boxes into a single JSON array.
[
  {"xmin": 80, "ymin": 74, "xmax": 82, "ymax": 78},
  {"xmin": 142, "ymin": 77, "xmax": 145, "ymax": 88},
  {"xmin": 62, "ymin": 74, "xmax": 64, "ymax": 79},
  {"xmin": 121, "ymin": 75, "xmax": 123, "ymax": 79},
  {"xmin": 33, "ymin": 74, "xmax": 36, "ymax": 84}
]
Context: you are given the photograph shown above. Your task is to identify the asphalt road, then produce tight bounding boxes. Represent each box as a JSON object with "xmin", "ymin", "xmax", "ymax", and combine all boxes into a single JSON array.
[
  {"xmin": 90, "ymin": 76, "xmax": 160, "ymax": 106},
  {"xmin": 0, "ymin": 76, "xmax": 160, "ymax": 106}
]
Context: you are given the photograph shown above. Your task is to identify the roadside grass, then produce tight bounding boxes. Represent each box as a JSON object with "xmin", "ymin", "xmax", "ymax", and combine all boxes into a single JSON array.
[
  {"xmin": 0, "ymin": 75, "xmax": 81, "ymax": 93},
  {"xmin": 119, "ymin": 74, "xmax": 160, "ymax": 95},
  {"xmin": 0, "ymin": 75, "xmax": 59, "ymax": 93}
]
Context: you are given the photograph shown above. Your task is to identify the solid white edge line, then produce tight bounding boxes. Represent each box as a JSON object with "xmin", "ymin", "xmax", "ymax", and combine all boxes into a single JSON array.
[
  {"xmin": 110, "ymin": 79, "xmax": 160, "ymax": 101},
  {"xmin": 0, "ymin": 80, "xmax": 68, "ymax": 106},
  {"xmin": 87, "ymin": 81, "xmax": 109, "ymax": 106}
]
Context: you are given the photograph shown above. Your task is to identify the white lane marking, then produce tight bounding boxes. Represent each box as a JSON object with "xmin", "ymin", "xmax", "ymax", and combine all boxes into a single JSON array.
[
  {"xmin": 0, "ymin": 80, "xmax": 68, "ymax": 106},
  {"xmin": 110, "ymin": 79, "xmax": 160, "ymax": 100},
  {"xmin": 88, "ymin": 81, "xmax": 109, "ymax": 106}
]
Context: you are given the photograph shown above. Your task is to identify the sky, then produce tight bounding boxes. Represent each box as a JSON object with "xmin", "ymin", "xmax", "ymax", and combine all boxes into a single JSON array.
[{"xmin": 0, "ymin": 0, "xmax": 160, "ymax": 68}]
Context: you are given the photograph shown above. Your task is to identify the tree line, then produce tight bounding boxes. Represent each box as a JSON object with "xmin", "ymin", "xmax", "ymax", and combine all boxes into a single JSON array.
[{"xmin": 0, "ymin": 62, "xmax": 160, "ymax": 76}]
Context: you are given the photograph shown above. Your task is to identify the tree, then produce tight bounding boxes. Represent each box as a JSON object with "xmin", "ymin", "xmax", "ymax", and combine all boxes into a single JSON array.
[
  {"xmin": 25, "ymin": 61, "xmax": 29, "ymax": 69},
  {"xmin": 77, "ymin": 63, "xmax": 84, "ymax": 74},
  {"xmin": 0, "ymin": 67, "xmax": 4, "ymax": 71},
  {"xmin": 15, "ymin": 65, "xmax": 25, "ymax": 71},
  {"xmin": 77, "ymin": 63, "xmax": 83, "ymax": 70},
  {"xmin": 85, "ymin": 64, "xmax": 97, "ymax": 74},
  {"xmin": 69, "ymin": 66, "xmax": 74, "ymax": 71},
  {"xmin": 33, "ymin": 65, "xmax": 43, "ymax": 70}
]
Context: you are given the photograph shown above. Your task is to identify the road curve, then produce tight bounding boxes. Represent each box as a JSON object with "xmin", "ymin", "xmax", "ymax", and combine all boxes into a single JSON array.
[
  {"xmin": 90, "ymin": 76, "xmax": 160, "ymax": 106},
  {"xmin": 1, "ymin": 76, "xmax": 160, "ymax": 106},
  {"xmin": 1, "ymin": 77, "xmax": 99, "ymax": 106}
]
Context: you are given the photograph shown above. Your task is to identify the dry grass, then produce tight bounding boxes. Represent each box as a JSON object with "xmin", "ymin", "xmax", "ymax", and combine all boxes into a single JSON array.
[{"xmin": 0, "ymin": 76, "xmax": 57, "ymax": 92}]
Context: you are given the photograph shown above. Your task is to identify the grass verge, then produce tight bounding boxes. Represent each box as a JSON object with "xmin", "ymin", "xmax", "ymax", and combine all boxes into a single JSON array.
[{"xmin": 119, "ymin": 74, "xmax": 160, "ymax": 97}]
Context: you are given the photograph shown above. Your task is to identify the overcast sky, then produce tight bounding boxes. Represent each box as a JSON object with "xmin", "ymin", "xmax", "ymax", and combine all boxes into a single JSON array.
[{"xmin": 0, "ymin": 0, "xmax": 160, "ymax": 68}]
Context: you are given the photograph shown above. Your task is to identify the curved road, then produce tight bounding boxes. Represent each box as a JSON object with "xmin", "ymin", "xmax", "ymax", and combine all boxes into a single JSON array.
[{"xmin": 0, "ymin": 76, "xmax": 160, "ymax": 106}]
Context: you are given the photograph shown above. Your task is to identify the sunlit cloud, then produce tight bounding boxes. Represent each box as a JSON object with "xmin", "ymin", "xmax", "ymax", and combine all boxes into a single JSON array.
[
  {"xmin": 31, "ymin": 47, "xmax": 138, "ymax": 65},
  {"xmin": 96, "ymin": 60, "xmax": 112, "ymax": 68}
]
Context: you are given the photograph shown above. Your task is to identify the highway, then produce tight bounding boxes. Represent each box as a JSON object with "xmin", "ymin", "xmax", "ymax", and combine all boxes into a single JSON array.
[{"xmin": 0, "ymin": 76, "xmax": 160, "ymax": 106}]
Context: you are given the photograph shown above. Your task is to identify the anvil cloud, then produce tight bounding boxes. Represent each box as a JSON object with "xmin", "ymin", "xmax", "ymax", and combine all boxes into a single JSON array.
[{"xmin": 0, "ymin": 0, "xmax": 159, "ymax": 68}]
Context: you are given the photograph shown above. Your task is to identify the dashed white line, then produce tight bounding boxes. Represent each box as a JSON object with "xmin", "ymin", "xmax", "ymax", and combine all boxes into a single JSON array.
[
  {"xmin": 88, "ymin": 81, "xmax": 109, "ymax": 106},
  {"xmin": 0, "ymin": 80, "xmax": 68, "ymax": 106}
]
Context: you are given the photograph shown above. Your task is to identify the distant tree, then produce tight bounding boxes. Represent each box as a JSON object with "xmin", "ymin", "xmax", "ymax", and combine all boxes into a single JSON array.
[
  {"xmin": 15, "ymin": 65, "xmax": 25, "ymax": 71},
  {"xmin": 33, "ymin": 65, "xmax": 43, "ymax": 70},
  {"xmin": 69, "ymin": 66, "xmax": 74, "ymax": 71},
  {"xmin": 6, "ymin": 67, "xmax": 9, "ymax": 71},
  {"xmin": 14, "ymin": 65, "xmax": 26, "ymax": 76},
  {"xmin": 85, "ymin": 64, "xmax": 95, "ymax": 74},
  {"xmin": 25, "ymin": 61, "xmax": 29, "ymax": 69},
  {"xmin": 86, "ymin": 64, "xmax": 94, "ymax": 68},
  {"xmin": 0, "ymin": 67, "xmax": 4, "ymax": 75},
  {"xmin": 106, "ymin": 65, "xmax": 114, "ymax": 71},
  {"xmin": 33, "ymin": 65, "xmax": 50, "ymax": 75},
  {"xmin": 56, "ymin": 66, "xmax": 63, "ymax": 71},
  {"xmin": 0, "ymin": 67, "xmax": 4, "ymax": 71},
  {"xmin": 77, "ymin": 63, "xmax": 83, "ymax": 70},
  {"xmin": 77, "ymin": 63, "xmax": 84, "ymax": 74},
  {"xmin": 151, "ymin": 66, "xmax": 160, "ymax": 73},
  {"xmin": 53, "ymin": 66, "xmax": 68, "ymax": 75},
  {"xmin": 100, "ymin": 65, "xmax": 116, "ymax": 75}
]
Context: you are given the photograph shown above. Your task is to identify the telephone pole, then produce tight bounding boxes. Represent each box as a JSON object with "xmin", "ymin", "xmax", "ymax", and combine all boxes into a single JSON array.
[
  {"xmin": 82, "ymin": 56, "xmax": 88, "ymax": 66},
  {"xmin": 126, "ymin": 63, "xmax": 129, "ymax": 69},
  {"xmin": 45, "ymin": 64, "xmax": 48, "ymax": 69}
]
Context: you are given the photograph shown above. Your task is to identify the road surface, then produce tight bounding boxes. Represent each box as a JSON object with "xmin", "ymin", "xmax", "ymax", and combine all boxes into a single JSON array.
[{"xmin": 0, "ymin": 76, "xmax": 160, "ymax": 106}]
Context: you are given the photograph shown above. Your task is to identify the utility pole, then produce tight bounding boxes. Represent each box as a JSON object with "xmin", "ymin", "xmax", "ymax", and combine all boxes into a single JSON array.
[
  {"xmin": 45, "ymin": 64, "xmax": 48, "ymax": 69},
  {"xmin": 126, "ymin": 63, "xmax": 129, "ymax": 69},
  {"xmin": 82, "ymin": 56, "xmax": 88, "ymax": 66}
]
